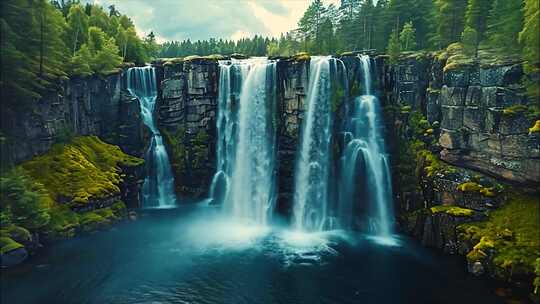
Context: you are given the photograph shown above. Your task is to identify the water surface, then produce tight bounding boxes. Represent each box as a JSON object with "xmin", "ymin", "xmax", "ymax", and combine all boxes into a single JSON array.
[{"xmin": 1, "ymin": 204, "xmax": 503, "ymax": 304}]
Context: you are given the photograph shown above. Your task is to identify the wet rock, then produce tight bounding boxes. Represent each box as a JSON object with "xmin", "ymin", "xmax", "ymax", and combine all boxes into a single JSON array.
[
  {"xmin": 469, "ymin": 261, "xmax": 485, "ymax": 276},
  {"xmin": 1, "ymin": 247, "xmax": 28, "ymax": 268}
]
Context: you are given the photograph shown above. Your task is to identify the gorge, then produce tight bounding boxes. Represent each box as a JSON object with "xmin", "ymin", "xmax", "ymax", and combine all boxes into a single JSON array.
[{"xmin": 2, "ymin": 51, "xmax": 538, "ymax": 303}]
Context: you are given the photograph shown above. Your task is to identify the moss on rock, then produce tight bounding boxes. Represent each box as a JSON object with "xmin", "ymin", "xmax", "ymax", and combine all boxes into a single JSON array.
[
  {"xmin": 21, "ymin": 136, "xmax": 143, "ymax": 207},
  {"xmin": 431, "ymin": 205, "xmax": 475, "ymax": 217},
  {"xmin": 0, "ymin": 237, "xmax": 24, "ymax": 255},
  {"xmin": 293, "ymin": 52, "xmax": 310, "ymax": 62},
  {"xmin": 458, "ymin": 192, "xmax": 540, "ymax": 282},
  {"xmin": 529, "ymin": 120, "xmax": 540, "ymax": 134}
]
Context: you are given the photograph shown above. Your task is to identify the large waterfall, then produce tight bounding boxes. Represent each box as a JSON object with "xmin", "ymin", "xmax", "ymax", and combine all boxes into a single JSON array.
[
  {"xmin": 338, "ymin": 55, "xmax": 394, "ymax": 237},
  {"xmin": 211, "ymin": 58, "xmax": 277, "ymax": 225},
  {"xmin": 127, "ymin": 66, "xmax": 176, "ymax": 208},
  {"xmin": 292, "ymin": 56, "xmax": 335, "ymax": 232}
]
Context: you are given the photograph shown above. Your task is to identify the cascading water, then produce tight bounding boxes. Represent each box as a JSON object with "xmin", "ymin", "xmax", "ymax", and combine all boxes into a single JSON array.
[
  {"xmin": 127, "ymin": 66, "xmax": 176, "ymax": 208},
  {"xmin": 292, "ymin": 56, "xmax": 336, "ymax": 232},
  {"xmin": 338, "ymin": 55, "xmax": 394, "ymax": 238},
  {"xmin": 210, "ymin": 58, "xmax": 277, "ymax": 225}
]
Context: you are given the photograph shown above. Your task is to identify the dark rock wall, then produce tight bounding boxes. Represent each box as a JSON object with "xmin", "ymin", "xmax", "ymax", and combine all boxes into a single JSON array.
[
  {"xmin": 1, "ymin": 72, "xmax": 146, "ymax": 165},
  {"xmin": 156, "ymin": 60, "xmax": 218, "ymax": 197},
  {"xmin": 275, "ymin": 59, "xmax": 309, "ymax": 216},
  {"xmin": 387, "ymin": 54, "xmax": 539, "ymax": 186}
]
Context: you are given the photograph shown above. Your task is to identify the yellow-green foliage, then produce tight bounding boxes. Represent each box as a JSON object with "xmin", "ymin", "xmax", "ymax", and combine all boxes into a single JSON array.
[
  {"xmin": 534, "ymin": 258, "xmax": 540, "ymax": 294},
  {"xmin": 458, "ymin": 193, "xmax": 540, "ymax": 280},
  {"xmin": 21, "ymin": 136, "xmax": 143, "ymax": 207},
  {"xmin": 443, "ymin": 43, "xmax": 475, "ymax": 72},
  {"xmin": 417, "ymin": 150, "xmax": 453, "ymax": 177},
  {"xmin": 46, "ymin": 205, "xmax": 80, "ymax": 238},
  {"xmin": 457, "ymin": 182, "xmax": 497, "ymax": 197},
  {"xmin": 431, "ymin": 205, "xmax": 474, "ymax": 217},
  {"xmin": 0, "ymin": 225, "xmax": 31, "ymax": 243},
  {"xmin": 529, "ymin": 120, "xmax": 540, "ymax": 134},
  {"xmin": 0, "ymin": 237, "xmax": 24, "ymax": 255},
  {"xmin": 401, "ymin": 105, "xmax": 412, "ymax": 114},
  {"xmin": 502, "ymin": 104, "xmax": 528, "ymax": 116},
  {"xmin": 293, "ymin": 52, "xmax": 310, "ymax": 61},
  {"xmin": 467, "ymin": 248, "xmax": 488, "ymax": 262}
]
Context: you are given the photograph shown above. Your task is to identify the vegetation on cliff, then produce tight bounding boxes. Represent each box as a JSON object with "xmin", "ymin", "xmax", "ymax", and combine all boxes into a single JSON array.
[
  {"xmin": 458, "ymin": 193, "xmax": 540, "ymax": 286},
  {"xmin": 21, "ymin": 136, "xmax": 143, "ymax": 207},
  {"xmin": 0, "ymin": 136, "xmax": 141, "ymax": 243}
]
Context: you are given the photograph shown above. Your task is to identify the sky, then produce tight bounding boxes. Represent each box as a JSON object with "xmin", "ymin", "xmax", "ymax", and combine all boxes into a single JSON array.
[{"xmin": 86, "ymin": 0, "xmax": 341, "ymax": 43}]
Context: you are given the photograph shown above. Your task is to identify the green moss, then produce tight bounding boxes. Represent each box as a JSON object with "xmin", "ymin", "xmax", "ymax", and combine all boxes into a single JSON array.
[
  {"xmin": 529, "ymin": 120, "xmax": 540, "ymax": 134},
  {"xmin": 467, "ymin": 248, "xmax": 488, "ymax": 262},
  {"xmin": 21, "ymin": 136, "xmax": 143, "ymax": 207},
  {"xmin": 443, "ymin": 43, "xmax": 476, "ymax": 72},
  {"xmin": 79, "ymin": 211, "xmax": 110, "ymax": 233},
  {"xmin": 458, "ymin": 181, "xmax": 498, "ymax": 197},
  {"xmin": 431, "ymin": 205, "xmax": 475, "ymax": 217},
  {"xmin": 503, "ymin": 104, "xmax": 528, "ymax": 116},
  {"xmin": 0, "ymin": 225, "xmax": 31, "ymax": 243},
  {"xmin": 293, "ymin": 52, "xmax": 310, "ymax": 61},
  {"xmin": 458, "ymin": 192, "xmax": 540, "ymax": 280},
  {"xmin": 0, "ymin": 237, "xmax": 24, "ymax": 255},
  {"xmin": 417, "ymin": 149, "xmax": 453, "ymax": 177},
  {"xmin": 46, "ymin": 205, "xmax": 80, "ymax": 239},
  {"xmin": 401, "ymin": 105, "xmax": 412, "ymax": 114},
  {"xmin": 458, "ymin": 182, "xmax": 483, "ymax": 192},
  {"xmin": 110, "ymin": 201, "xmax": 127, "ymax": 217}
]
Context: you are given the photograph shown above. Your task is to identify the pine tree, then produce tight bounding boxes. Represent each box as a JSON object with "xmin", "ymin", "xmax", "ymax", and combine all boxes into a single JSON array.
[
  {"xmin": 485, "ymin": 0, "xmax": 523, "ymax": 52},
  {"xmin": 461, "ymin": 26, "xmax": 479, "ymax": 56},
  {"xmin": 68, "ymin": 44, "xmax": 92, "ymax": 76},
  {"xmin": 399, "ymin": 21, "xmax": 416, "ymax": 51},
  {"xmin": 387, "ymin": 29, "xmax": 400, "ymax": 64},
  {"xmin": 465, "ymin": 0, "xmax": 493, "ymax": 42},
  {"xmin": 435, "ymin": 0, "xmax": 468, "ymax": 48},
  {"xmin": 519, "ymin": 0, "xmax": 540, "ymax": 99}
]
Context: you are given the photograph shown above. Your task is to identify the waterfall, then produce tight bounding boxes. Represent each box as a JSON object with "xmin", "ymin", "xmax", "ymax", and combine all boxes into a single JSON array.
[
  {"xmin": 292, "ymin": 56, "xmax": 336, "ymax": 232},
  {"xmin": 127, "ymin": 66, "xmax": 176, "ymax": 208},
  {"xmin": 338, "ymin": 55, "xmax": 394, "ymax": 237},
  {"xmin": 210, "ymin": 58, "xmax": 277, "ymax": 225}
]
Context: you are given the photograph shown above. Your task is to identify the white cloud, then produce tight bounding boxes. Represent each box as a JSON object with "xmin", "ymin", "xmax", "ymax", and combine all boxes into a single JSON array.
[{"xmin": 84, "ymin": 0, "xmax": 341, "ymax": 41}]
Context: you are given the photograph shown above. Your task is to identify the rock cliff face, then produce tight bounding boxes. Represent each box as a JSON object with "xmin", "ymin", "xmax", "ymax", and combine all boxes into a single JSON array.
[
  {"xmin": 1, "ymin": 72, "xmax": 147, "ymax": 165},
  {"xmin": 386, "ymin": 53, "xmax": 539, "ymax": 186},
  {"xmin": 155, "ymin": 59, "xmax": 218, "ymax": 197},
  {"xmin": 275, "ymin": 59, "xmax": 309, "ymax": 215},
  {"xmin": 386, "ymin": 52, "xmax": 540, "ymax": 289}
]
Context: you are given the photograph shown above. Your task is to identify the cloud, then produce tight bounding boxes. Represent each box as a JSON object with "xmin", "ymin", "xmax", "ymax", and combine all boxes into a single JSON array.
[{"xmin": 84, "ymin": 0, "xmax": 340, "ymax": 41}]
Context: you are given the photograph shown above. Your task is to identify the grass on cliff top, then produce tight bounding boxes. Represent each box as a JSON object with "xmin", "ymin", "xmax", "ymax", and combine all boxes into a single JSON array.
[
  {"xmin": 21, "ymin": 136, "xmax": 143, "ymax": 207},
  {"xmin": 458, "ymin": 192, "xmax": 540, "ymax": 278},
  {"xmin": 441, "ymin": 43, "xmax": 521, "ymax": 72}
]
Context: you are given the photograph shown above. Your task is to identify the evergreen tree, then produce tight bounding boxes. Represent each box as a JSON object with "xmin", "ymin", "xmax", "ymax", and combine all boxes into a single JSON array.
[
  {"xmin": 387, "ymin": 29, "xmax": 400, "ymax": 64},
  {"xmin": 465, "ymin": 0, "xmax": 493, "ymax": 42},
  {"xmin": 399, "ymin": 21, "xmax": 416, "ymax": 51},
  {"xmin": 461, "ymin": 26, "xmax": 479, "ymax": 56},
  {"xmin": 485, "ymin": 0, "xmax": 523, "ymax": 52},
  {"xmin": 435, "ymin": 0, "xmax": 468, "ymax": 48},
  {"xmin": 68, "ymin": 44, "xmax": 92, "ymax": 76},
  {"xmin": 519, "ymin": 0, "xmax": 540, "ymax": 99},
  {"xmin": 298, "ymin": 0, "xmax": 326, "ymax": 53}
]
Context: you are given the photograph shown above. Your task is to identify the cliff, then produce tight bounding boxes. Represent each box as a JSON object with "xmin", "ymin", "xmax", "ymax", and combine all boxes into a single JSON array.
[
  {"xmin": 385, "ymin": 48, "xmax": 540, "ymax": 292},
  {"xmin": 0, "ymin": 72, "xmax": 147, "ymax": 166}
]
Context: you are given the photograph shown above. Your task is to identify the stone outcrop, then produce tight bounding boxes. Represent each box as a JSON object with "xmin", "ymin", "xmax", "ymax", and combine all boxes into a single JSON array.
[
  {"xmin": 155, "ymin": 59, "xmax": 219, "ymax": 197},
  {"xmin": 1, "ymin": 72, "xmax": 147, "ymax": 165},
  {"xmin": 387, "ymin": 53, "xmax": 540, "ymax": 187},
  {"xmin": 275, "ymin": 59, "xmax": 309, "ymax": 215}
]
